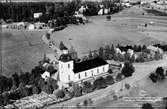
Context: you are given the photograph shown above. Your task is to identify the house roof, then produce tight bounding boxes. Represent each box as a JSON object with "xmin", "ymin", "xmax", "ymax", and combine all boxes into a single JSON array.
[
  {"xmin": 73, "ymin": 58, "xmax": 108, "ymax": 73},
  {"xmin": 147, "ymin": 45, "xmax": 159, "ymax": 52}
]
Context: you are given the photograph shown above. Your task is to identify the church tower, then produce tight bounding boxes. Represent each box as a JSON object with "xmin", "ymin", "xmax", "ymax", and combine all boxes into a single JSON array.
[{"xmin": 58, "ymin": 49, "xmax": 74, "ymax": 83}]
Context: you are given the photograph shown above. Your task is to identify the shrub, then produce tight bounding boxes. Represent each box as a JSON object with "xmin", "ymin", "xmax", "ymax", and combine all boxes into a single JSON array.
[
  {"xmin": 149, "ymin": 73, "xmax": 157, "ymax": 83},
  {"xmin": 108, "ymin": 69, "xmax": 113, "ymax": 74},
  {"xmin": 54, "ymin": 89, "xmax": 65, "ymax": 99},
  {"xmin": 72, "ymin": 84, "xmax": 82, "ymax": 97},
  {"xmin": 125, "ymin": 84, "xmax": 130, "ymax": 90},
  {"xmin": 82, "ymin": 81, "xmax": 94, "ymax": 93},
  {"xmin": 155, "ymin": 67, "xmax": 165, "ymax": 80},
  {"xmin": 142, "ymin": 103, "xmax": 154, "ymax": 109},
  {"xmin": 106, "ymin": 15, "xmax": 111, "ymax": 21},
  {"xmin": 105, "ymin": 75, "xmax": 114, "ymax": 85},
  {"xmin": 115, "ymin": 73, "xmax": 122, "ymax": 82},
  {"xmin": 93, "ymin": 77, "xmax": 107, "ymax": 89}
]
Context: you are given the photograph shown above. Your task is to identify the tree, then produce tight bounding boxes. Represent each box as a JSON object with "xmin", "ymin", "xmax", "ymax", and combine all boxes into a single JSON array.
[
  {"xmin": 83, "ymin": 99, "xmax": 88, "ymax": 107},
  {"xmin": 82, "ymin": 81, "xmax": 94, "ymax": 93},
  {"xmin": 69, "ymin": 46, "xmax": 78, "ymax": 60},
  {"xmin": 104, "ymin": 45, "xmax": 110, "ymax": 60},
  {"xmin": 73, "ymin": 84, "xmax": 82, "ymax": 97},
  {"xmin": 93, "ymin": 52, "xmax": 99, "ymax": 59},
  {"xmin": 108, "ymin": 69, "xmax": 113, "ymax": 74},
  {"xmin": 76, "ymin": 103, "xmax": 81, "ymax": 109},
  {"xmin": 32, "ymin": 85, "xmax": 40, "ymax": 94},
  {"xmin": 21, "ymin": 87, "xmax": 30, "ymax": 97},
  {"xmin": 154, "ymin": 50, "xmax": 162, "ymax": 60},
  {"xmin": 10, "ymin": 84, "xmax": 17, "ymax": 92},
  {"xmin": 99, "ymin": 46, "xmax": 104, "ymax": 59},
  {"xmin": 0, "ymin": 75, "xmax": 12, "ymax": 93},
  {"xmin": 42, "ymin": 83, "xmax": 54, "ymax": 94},
  {"xmin": 142, "ymin": 45, "xmax": 147, "ymax": 51},
  {"xmin": 110, "ymin": 44, "xmax": 115, "ymax": 55},
  {"xmin": 19, "ymin": 72, "xmax": 30, "ymax": 85},
  {"xmin": 11, "ymin": 73, "xmax": 20, "ymax": 87},
  {"xmin": 88, "ymin": 51, "xmax": 93, "ymax": 60},
  {"xmin": 93, "ymin": 77, "xmax": 107, "ymax": 89},
  {"xmin": 54, "ymin": 89, "xmax": 65, "ymax": 99},
  {"xmin": 124, "ymin": 83, "xmax": 130, "ymax": 90},
  {"xmin": 149, "ymin": 73, "xmax": 157, "ymax": 83},
  {"xmin": 0, "ymin": 94, "xmax": 3, "ymax": 106},
  {"xmin": 105, "ymin": 75, "xmax": 114, "ymax": 85},
  {"xmin": 155, "ymin": 67, "xmax": 165, "ymax": 80},
  {"xmin": 121, "ymin": 62, "xmax": 135, "ymax": 77},
  {"xmin": 2, "ymin": 92, "xmax": 9, "ymax": 106},
  {"xmin": 37, "ymin": 77, "xmax": 45, "ymax": 90},
  {"xmin": 115, "ymin": 73, "xmax": 122, "ymax": 81},
  {"xmin": 142, "ymin": 103, "xmax": 154, "ymax": 109},
  {"xmin": 59, "ymin": 41, "xmax": 67, "ymax": 50},
  {"xmin": 47, "ymin": 78, "xmax": 59, "ymax": 90}
]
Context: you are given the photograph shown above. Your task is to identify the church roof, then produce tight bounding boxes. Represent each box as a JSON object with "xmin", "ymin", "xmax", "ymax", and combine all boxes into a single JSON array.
[{"xmin": 73, "ymin": 58, "xmax": 108, "ymax": 73}]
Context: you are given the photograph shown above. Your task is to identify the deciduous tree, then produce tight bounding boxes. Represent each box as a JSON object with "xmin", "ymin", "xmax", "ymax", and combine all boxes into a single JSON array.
[{"xmin": 121, "ymin": 62, "xmax": 135, "ymax": 77}]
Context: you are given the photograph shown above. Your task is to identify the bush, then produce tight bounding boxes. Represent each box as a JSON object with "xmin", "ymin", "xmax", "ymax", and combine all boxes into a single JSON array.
[
  {"xmin": 149, "ymin": 73, "xmax": 157, "ymax": 83},
  {"xmin": 115, "ymin": 73, "xmax": 122, "ymax": 82},
  {"xmin": 105, "ymin": 75, "xmax": 114, "ymax": 85},
  {"xmin": 108, "ymin": 69, "xmax": 113, "ymax": 74},
  {"xmin": 54, "ymin": 89, "xmax": 65, "ymax": 99},
  {"xmin": 82, "ymin": 81, "xmax": 94, "ymax": 93},
  {"xmin": 106, "ymin": 15, "xmax": 111, "ymax": 21},
  {"xmin": 71, "ymin": 83, "xmax": 82, "ymax": 97},
  {"xmin": 121, "ymin": 62, "xmax": 135, "ymax": 77},
  {"xmin": 93, "ymin": 77, "xmax": 107, "ymax": 89},
  {"xmin": 125, "ymin": 84, "xmax": 130, "ymax": 90},
  {"xmin": 142, "ymin": 103, "xmax": 154, "ymax": 109},
  {"xmin": 155, "ymin": 67, "xmax": 165, "ymax": 80},
  {"xmin": 83, "ymin": 99, "xmax": 89, "ymax": 107}
]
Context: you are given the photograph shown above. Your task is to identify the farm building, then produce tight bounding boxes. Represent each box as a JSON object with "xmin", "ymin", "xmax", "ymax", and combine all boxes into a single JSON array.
[
  {"xmin": 57, "ymin": 49, "xmax": 109, "ymax": 85},
  {"xmin": 147, "ymin": 45, "xmax": 163, "ymax": 54}
]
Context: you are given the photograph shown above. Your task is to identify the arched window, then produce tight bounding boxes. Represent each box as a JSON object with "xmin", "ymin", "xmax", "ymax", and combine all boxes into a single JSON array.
[
  {"xmin": 68, "ymin": 64, "xmax": 70, "ymax": 68},
  {"xmin": 78, "ymin": 74, "xmax": 81, "ymax": 79},
  {"xmin": 68, "ymin": 75, "xmax": 70, "ymax": 80},
  {"xmin": 85, "ymin": 72, "xmax": 87, "ymax": 77}
]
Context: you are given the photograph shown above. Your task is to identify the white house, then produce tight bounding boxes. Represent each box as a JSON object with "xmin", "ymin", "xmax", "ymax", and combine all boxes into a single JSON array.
[
  {"xmin": 58, "ymin": 49, "xmax": 109, "ymax": 85},
  {"xmin": 127, "ymin": 49, "xmax": 134, "ymax": 57},
  {"xmin": 98, "ymin": 9, "xmax": 103, "ymax": 15},
  {"xmin": 147, "ymin": 45, "xmax": 163, "ymax": 54},
  {"xmin": 28, "ymin": 24, "xmax": 35, "ymax": 30},
  {"xmin": 41, "ymin": 71, "xmax": 50, "ymax": 81}
]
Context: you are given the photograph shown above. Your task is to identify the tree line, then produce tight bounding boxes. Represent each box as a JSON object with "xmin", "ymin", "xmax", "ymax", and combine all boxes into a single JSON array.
[
  {"xmin": 82, "ymin": 44, "xmax": 162, "ymax": 63},
  {"xmin": 154, "ymin": 44, "xmax": 167, "ymax": 51},
  {"xmin": 0, "ymin": 0, "xmax": 122, "ymax": 23}
]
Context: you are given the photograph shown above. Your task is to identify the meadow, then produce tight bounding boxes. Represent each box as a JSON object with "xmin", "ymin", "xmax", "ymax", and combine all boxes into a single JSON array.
[{"xmin": 1, "ymin": 6, "xmax": 167, "ymax": 76}]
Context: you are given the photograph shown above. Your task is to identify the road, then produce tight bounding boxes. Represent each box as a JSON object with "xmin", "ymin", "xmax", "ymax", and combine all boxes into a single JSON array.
[{"xmin": 44, "ymin": 54, "xmax": 167, "ymax": 109}]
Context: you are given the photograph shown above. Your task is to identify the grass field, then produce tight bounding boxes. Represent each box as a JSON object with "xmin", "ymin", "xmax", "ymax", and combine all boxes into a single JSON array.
[{"xmin": 1, "ymin": 6, "xmax": 167, "ymax": 76}]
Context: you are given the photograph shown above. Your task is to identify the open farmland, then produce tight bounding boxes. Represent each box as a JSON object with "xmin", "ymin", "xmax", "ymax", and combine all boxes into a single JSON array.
[{"xmin": 1, "ymin": 6, "xmax": 167, "ymax": 76}]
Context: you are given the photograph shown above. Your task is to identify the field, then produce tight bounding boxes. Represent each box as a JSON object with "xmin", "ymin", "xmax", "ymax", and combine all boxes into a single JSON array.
[{"xmin": 1, "ymin": 6, "xmax": 167, "ymax": 76}]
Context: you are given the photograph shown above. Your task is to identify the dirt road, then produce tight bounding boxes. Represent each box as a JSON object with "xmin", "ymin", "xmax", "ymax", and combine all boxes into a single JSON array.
[{"xmin": 44, "ymin": 55, "xmax": 167, "ymax": 109}]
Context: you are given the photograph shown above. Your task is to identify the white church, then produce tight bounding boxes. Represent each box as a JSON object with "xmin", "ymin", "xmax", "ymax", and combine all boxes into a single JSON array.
[
  {"xmin": 57, "ymin": 49, "xmax": 109, "ymax": 84},
  {"xmin": 41, "ymin": 49, "xmax": 109, "ymax": 86}
]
